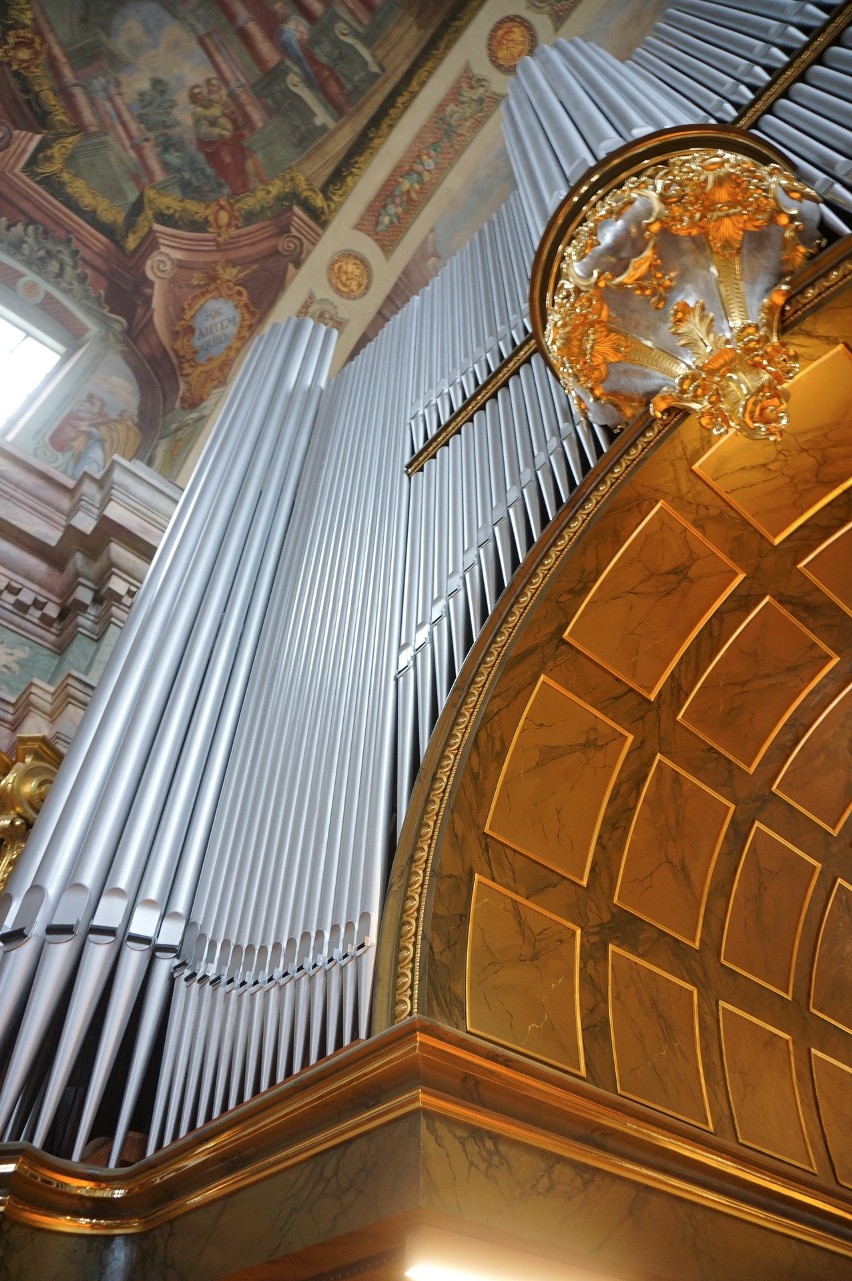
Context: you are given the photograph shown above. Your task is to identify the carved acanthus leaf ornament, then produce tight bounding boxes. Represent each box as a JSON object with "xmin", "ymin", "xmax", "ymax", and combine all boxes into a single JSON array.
[{"xmin": 543, "ymin": 143, "xmax": 821, "ymax": 442}]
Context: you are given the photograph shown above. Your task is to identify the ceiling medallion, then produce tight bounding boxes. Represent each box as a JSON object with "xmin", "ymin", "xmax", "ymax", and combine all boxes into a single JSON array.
[
  {"xmin": 532, "ymin": 128, "xmax": 822, "ymax": 442},
  {"xmin": 326, "ymin": 249, "xmax": 372, "ymax": 300}
]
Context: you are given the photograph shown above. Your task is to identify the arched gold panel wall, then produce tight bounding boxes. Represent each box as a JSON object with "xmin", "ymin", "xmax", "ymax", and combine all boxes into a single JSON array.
[{"xmin": 379, "ymin": 282, "xmax": 852, "ymax": 1199}]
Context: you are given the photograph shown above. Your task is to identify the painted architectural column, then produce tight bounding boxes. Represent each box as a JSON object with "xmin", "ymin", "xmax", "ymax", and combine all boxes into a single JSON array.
[
  {"xmin": 216, "ymin": 0, "xmax": 281, "ymax": 74},
  {"xmin": 110, "ymin": 77, "xmax": 167, "ymax": 184},
  {"xmin": 195, "ymin": 28, "xmax": 268, "ymax": 132},
  {"xmin": 31, "ymin": 0, "xmax": 100, "ymax": 135}
]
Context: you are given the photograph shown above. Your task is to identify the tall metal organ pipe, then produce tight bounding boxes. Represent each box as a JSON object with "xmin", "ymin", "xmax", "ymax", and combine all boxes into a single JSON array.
[{"xmin": 0, "ymin": 0, "xmax": 848, "ymax": 1167}]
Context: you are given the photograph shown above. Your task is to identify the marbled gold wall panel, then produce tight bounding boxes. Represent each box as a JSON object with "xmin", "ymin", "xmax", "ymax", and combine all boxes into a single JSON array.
[
  {"xmin": 678, "ymin": 597, "xmax": 837, "ymax": 771},
  {"xmin": 811, "ymin": 879, "xmax": 852, "ymax": 1035},
  {"xmin": 563, "ymin": 501, "xmax": 743, "ymax": 698},
  {"xmin": 719, "ymin": 1004, "xmax": 815, "ymax": 1171},
  {"xmin": 722, "ymin": 824, "xmax": 820, "ymax": 997},
  {"xmin": 485, "ymin": 675, "xmax": 632, "ymax": 884},
  {"xmin": 614, "ymin": 756, "xmax": 733, "ymax": 946},
  {"xmin": 774, "ymin": 685, "xmax": 852, "ymax": 833},
  {"xmin": 466, "ymin": 875, "xmax": 584, "ymax": 1073},
  {"xmin": 692, "ymin": 344, "xmax": 852, "ymax": 544},
  {"xmin": 811, "ymin": 1049, "xmax": 852, "ymax": 1189},
  {"xmin": 609, "ymin": 947, "xmax": 711, "ymax": 1128},
  {"xmin": 384, "ymin": 283, "xmax": 852, "ymax": 1208},
  {"xmin": 799, "ymin": 521, "xmax": 852, "ymax": 617}
]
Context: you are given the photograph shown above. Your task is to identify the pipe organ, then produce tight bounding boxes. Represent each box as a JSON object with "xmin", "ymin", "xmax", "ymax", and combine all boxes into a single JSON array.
[{"xmin": 0, "ymin": 0, "xmax": 849, "ymax": 1168}]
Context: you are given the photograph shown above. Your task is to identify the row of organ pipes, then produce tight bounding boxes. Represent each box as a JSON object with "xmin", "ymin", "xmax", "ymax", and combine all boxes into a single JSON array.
[{"xmin": 0, "ymin": 0, "xmax": 849, "ymax": 1164}]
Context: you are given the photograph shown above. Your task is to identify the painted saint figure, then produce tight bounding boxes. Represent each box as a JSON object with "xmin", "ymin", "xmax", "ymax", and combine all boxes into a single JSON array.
[
  {"xmin": 271, "ymin": 4, "xmax": 349, "ymax": 117},
  {"xmin": 188, "ymin": 82, "xmax": 254, "ymax": 194},
  {"xmin": 49, "ymin": 392, "xmax": 141, "ymax": 478}
]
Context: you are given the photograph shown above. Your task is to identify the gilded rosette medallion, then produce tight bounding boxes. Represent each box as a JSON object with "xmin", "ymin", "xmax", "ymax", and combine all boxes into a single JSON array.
[
  {"xmin": 487, "ymin": 16, "xmax": 537, "ymax": 74},
  {"xmin": 326, "ymin": 250, "xmax": 372, "ymax": 300}
]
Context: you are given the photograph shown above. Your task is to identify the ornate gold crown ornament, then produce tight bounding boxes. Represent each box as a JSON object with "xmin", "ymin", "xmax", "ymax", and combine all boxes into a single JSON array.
[{"xmin": 531, "ymin": 127, "xmax": 822, "ymax": 442}]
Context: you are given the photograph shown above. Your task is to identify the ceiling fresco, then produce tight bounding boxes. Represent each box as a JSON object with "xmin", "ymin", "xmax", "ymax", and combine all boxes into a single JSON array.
[{"xmin": 0, "ymin": 0, "xmax": 469, "ymax": 246}]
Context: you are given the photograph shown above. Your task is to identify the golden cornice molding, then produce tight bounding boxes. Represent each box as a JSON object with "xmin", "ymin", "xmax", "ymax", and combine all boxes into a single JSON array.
[{"xmin": 2, "ymin": 1018, "xmax": 852, "ymax": 1255}]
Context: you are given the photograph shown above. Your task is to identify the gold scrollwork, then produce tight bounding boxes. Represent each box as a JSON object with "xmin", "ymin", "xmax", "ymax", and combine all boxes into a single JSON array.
[
  {"xmin": 0, "ymin": 736, "xmax": 62, "ymax": 894},
  {"xmin": 172, "ymin": 262, "xmax": 257, "ymax": 410},
  {"xmin": 542, "ymin": 142, "xmax": 820, "ymax": 441}
]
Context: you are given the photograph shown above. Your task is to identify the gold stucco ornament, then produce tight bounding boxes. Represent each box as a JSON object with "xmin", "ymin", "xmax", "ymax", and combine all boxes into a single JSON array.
[{"xmin": 532, "ymin": 128, "xmax": 822, "ymax": 442}]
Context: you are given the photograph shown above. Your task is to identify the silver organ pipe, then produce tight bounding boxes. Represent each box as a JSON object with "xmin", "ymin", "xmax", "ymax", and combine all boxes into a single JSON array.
[
  {"xmin": 395, "ymin": 353, "xmax": 609, "ymax": 831},
  {"xmin": 505, "ymin": 3, "xmax": 851, "ymax": 244},
  {"xmin": 0, "ymin": 0, "xmax": 848, "ymax": 1167}
]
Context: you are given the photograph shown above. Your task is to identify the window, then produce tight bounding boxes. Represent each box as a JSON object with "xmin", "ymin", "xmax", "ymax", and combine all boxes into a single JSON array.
[{"xmin": 0, "ymin": 313, "xmax": 63, "ymax": 430}]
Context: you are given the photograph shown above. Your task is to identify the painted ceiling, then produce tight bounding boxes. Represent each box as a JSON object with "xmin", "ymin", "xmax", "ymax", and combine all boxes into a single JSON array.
[{"xmin": 0, "ymin": 0, "xmax": 665, "ymax": 486}]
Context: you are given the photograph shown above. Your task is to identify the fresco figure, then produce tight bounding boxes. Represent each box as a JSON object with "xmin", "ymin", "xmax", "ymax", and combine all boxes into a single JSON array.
[
  {"xmin": 205, "ymin": 77, "xmax": 267, "ymax": 185},
  {"xmin": 49, "ymin": 392, "xmax": 141, "ymax": 478},
  {"xmin": 188, "ymin": 83, "xmax": 253, "ymax": 195},
  {"xmin": 271, "ymin": 5, "xmax": 350, "ymax": 117}
]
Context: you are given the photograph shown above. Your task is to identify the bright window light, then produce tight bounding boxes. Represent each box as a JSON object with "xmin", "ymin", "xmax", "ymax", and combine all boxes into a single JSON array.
[
  {"xmin": 405, "ymin": 1227, "xmax": 623, "ymax": 1281},
  {"xmin": 0, "ymin": 314, "xmax": 63, "ymax": 430}
]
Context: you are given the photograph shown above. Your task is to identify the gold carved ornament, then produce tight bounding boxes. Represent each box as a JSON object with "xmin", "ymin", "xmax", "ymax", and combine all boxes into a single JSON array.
[
  {"xmin": 537, "ymin": 132, "xmax": 822, "ymax": 443},
  {"xmin": 0, "ymin": 736, "xmax": 62, "ymax": 894},
  {"xmin": 172, "ymin": 262, "xmax": 258, "ymax": 410}
]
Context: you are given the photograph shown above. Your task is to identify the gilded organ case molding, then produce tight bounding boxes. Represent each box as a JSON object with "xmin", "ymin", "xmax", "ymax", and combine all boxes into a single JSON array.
[{"xmin": 531, "ymin": 127, "xmax": 823, "ymax": 442}]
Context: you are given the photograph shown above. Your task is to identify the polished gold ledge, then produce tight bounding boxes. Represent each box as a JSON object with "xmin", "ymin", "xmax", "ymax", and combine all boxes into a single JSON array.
[{"xmin": 3, "ymin": 1018, "xmax": 851, "ymax": 1253}]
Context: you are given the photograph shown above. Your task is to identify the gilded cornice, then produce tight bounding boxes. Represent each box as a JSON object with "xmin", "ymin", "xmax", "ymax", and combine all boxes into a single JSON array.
[{"xmin": 2, "ymin": 1018, "xmax": 851, "ymax": 1253}]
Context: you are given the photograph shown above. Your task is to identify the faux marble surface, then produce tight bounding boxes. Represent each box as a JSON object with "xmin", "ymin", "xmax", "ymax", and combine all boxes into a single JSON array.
[
  {"xmin": 799, "ymin": 521, "xmax": 852, "ymax": 617},
  {"xmin": 615, "ymin": 755, "xmax": 733, "ymax": 946},
  {"xmin": 774, "ymin": 684, "xmax": 852, "ymax": 833},
  {"xmin": 811, "ymin": 879, "xmax": 852, "ymax": 1035},
  {"xmin": 692, "ymin": 344, "xmax": 852, "ymax": 544},
  {"xmin": 419, "ymin": 1112, "xmax": 847, "ymax": 1281},
  {"xmin": 679, "ymin": 597, "xmax": 837, "ymax": 771},
  {"xmin": 722, "ymin": 823, "xmax": 820, "ymax": 997},
  {"xmin": 486, "ymin": 675, "xmax": 631, "ymax": 885},
  {"xmin": 609, "ymin": 946, "xmax": 710, "ymax": 1129},
  {"xmin": 563, "ymin": 501, "xmax": 742, "ymax": 698},
  {"xmin": 467, "ymin": 876, "xmax": 583, "ymax": 1074},
  {"xmin": 719, "ymin": 1004, "xmax": 814, "ymax": 1171},
  {"xmin": 811, "ymin": 1049, "xmax": 852, "ymax": 1189},
  {"xmin": 387, "ymin": 284, "xmax": 852, "ymax": 1205},
  {"xmin": 0, "ymin": 1113, "xmax": 422, "ymax": 1281}
]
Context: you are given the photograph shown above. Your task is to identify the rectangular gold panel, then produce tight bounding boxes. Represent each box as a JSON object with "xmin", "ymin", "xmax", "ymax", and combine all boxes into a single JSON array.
[
  {"xmin": 679, "ymin": 597, "xmax": 837, "ymax": 771},
  {"xmin": 811, "ymin": 1049, "xmax": 852, "ymax": 1189},
  {"xmin": 486, "ymin": 675, "xmax": 632, "ymax": 885},
  {"xmin": 609, "ymin": 946, "xmax": 711, "ymax": 1129},
  {"xmin": 811, "ymin": 879, "xmax": 852, "ymax": 1035},
  {"xmin": 799, "ymin": 522, "xmax": 852, "ymax": 618},
  {"xmin": 563, "ymin": 501, "xmax": 743, "ymax": 698},
  {"xmin": 774, "ymin": 685, "xmax": 852, "ymax": 834},
  {"xmin": 692, "ymin": 344, "xmax": 852, "ymax": 544},
  {"xmin": 722, "ymin": 823, "xmax": 820, "ymax": 997},
  {"xmin": 614, "ymin": 756, "xmax": 733, "ymax": 947},
  {"xmin": 466, "ymin": 875, "xmax": 584, "ymax": 1075},
  {"xmin": 719, "ymin": 1003, "xmax": 815, "ymax": 1171}
]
